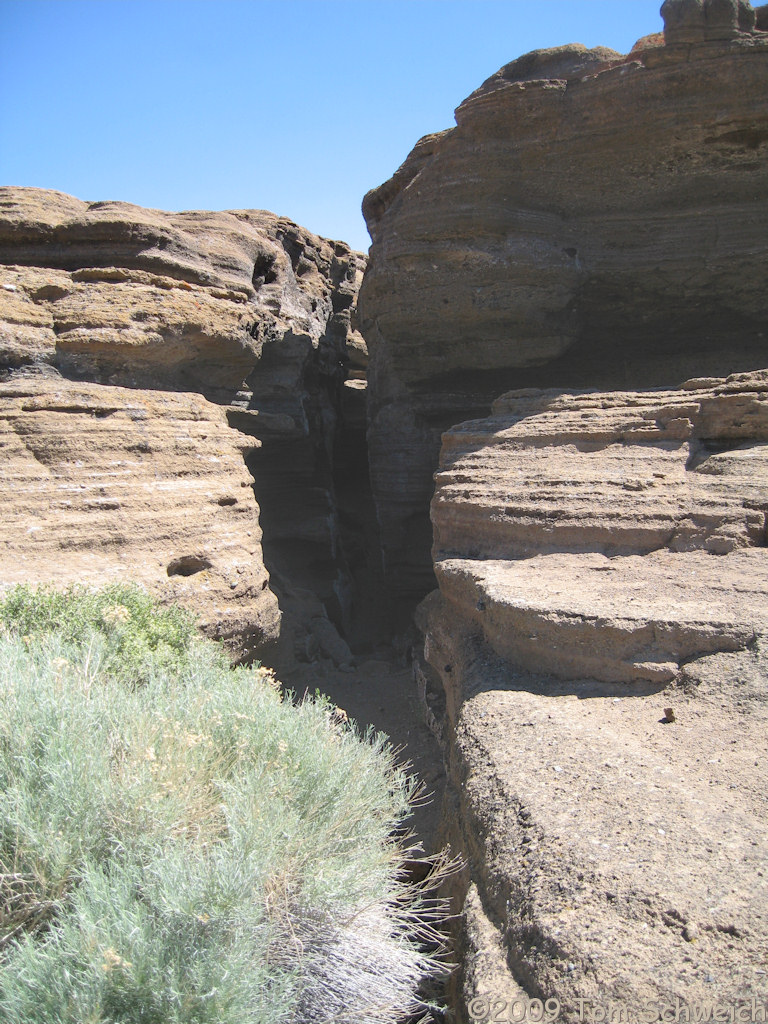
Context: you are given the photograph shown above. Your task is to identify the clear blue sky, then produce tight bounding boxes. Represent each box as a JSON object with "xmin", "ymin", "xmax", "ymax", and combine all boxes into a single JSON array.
[{"xmin": 0, "ymin": 0, "xmax": 663, "ymax": 252}]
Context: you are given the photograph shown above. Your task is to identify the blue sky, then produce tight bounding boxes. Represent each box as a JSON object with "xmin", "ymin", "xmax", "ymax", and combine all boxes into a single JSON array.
[{"xmin": 0, "ymin": 1, "xmax": 663, "ymax": 251}]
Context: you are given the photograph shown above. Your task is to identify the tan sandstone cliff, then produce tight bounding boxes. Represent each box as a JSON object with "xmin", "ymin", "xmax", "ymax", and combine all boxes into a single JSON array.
[
  {"xmin": 0, "ymin": 187, "xmax": 367, "ymax": 656},
  {"xmin": 419, "ymin": 369, "xmax": 768, "ymax": 1014},
  {"xmin": 358, "ymin": 0, "xmax": 768, "ymax": 1017},
  {"xmin": 359, "ymin": 0, "xmax": 768, "ymax": 606}
]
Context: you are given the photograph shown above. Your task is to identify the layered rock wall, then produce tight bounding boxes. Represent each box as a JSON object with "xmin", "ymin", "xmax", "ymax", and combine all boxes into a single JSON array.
[
  {"xmin": 419, "ymin": 370, "xmax": 768, "ymax": 1014},
  {"xmin": 360, "ymin": 0, "xmax": 768, "ymax": 603},
  {"xmin": 428, "ymin": 370, "xmax": 768, "ymax": 687},
  {"xmin": 0, "ymin": 376, "xmax": 279, "ymax": 654},
  {"xmin": 0, "ymin": 188, "xmax": 367, "ymax": 657},
  {"xmin": 360, "ymin": 0, "xmax": 768, "ymax": 1015},
  {"xmin": 434, "ymin": 375, "xmax": 768, "ymax": 565}
]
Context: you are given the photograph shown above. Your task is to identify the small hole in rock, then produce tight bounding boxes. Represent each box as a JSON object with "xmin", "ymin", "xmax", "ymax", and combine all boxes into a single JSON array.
[
  {"xmin": 252, "ymin": 253, "xmax": 278, "ymax": 288},
  {"xmin": 167, "ymin": 555, "xmax": 212, "ymax": 577}
]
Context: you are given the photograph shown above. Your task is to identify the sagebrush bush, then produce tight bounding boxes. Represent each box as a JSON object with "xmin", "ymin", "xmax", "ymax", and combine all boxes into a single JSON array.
[
  {"xmin": 0, "ymin": 582, "xmax": 200, "ymax": 684},
  {"xmin": 0, "ymin": 585, "xmax": 448, "ymax": 1023}
]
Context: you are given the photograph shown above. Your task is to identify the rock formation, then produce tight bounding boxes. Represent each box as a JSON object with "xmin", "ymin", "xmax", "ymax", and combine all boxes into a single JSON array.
[
  {"xmin": 0, "ymin": 187, "xmax": 368, "ymax": 658},
  {"xmin": 0, "ymin": 375, "xmax": 278, "ymax": 654},
  {"xmin": 430, "ymin": 372, "xmax": 768, "ymax": 683},
  {"xmin": 358, "ymin": 0, "xmax": 768, "ymax": 1015},
  {"xmin": 359, "ymin": 0, "xmax": 768, "ymax": 604},
  {"xmin": 418, "ymin": 369, "xmax": 768, "ymax": 1014},
  {"xmin": 0, "ymin": 187, "xmax": 364, "ymax": 402}
]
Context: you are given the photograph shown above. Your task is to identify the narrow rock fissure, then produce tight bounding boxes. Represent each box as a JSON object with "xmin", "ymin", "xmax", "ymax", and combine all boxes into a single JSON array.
[{"xmin": 233, "ymin": 344, "xmax": 448, "ymax": 860}]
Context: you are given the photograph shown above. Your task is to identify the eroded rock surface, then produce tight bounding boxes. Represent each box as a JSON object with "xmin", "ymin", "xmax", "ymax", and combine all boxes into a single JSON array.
[
  {"xmin": 0, "ymin": 375, "xmax": 279, "ymax": 654},
  {"xmin": 435, "ymin": 374, "xmax": 768, "ymax": 566},
  {"xmin": 377, "ymin": 6, "xmax": 768, "ymax": 1009},
  {"xmin": 0, "ymin": 187, "xmax": 365, "ymax": 401},
  {"xmin": 360, "ymin": 3, "xmax": 768, "ymax": 603},
  {"xmin": 418, "ymin": 370, "xmax": 768, "ymax": 1015},
  {"xmin": 428, "ymin": 654, "xmax": 768, "ymax": 1016},
  {"xmin": 0, "ymin": 187, "xmax": 368, "ymax": 659}
]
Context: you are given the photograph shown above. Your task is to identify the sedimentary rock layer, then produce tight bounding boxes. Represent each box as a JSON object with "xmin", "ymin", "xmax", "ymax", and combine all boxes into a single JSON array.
[
  {"xmin": 0, "ymin": 186, "xmax": 365, "ymax": 402},
  {"xmin": 0, "ymin": 375, "xmax": 280, "ymax": 654},
  {"xmin": 360, "ymin": 2, "xmax": 768, "ymax": 601},
  {"xmin": 425, "ymin": 629, "xmax": 768, "ymax": 1015},
  {"xmin": 434, "ymin": 373, "xmax": 768, "ymax": 565},
  {"xmin": 418, "ymin": 369, "xmax": 768, "ymax": 1014},
  {"xmin": 0, "ymin": 187, "xmax": 368, "ymax": 660}
]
